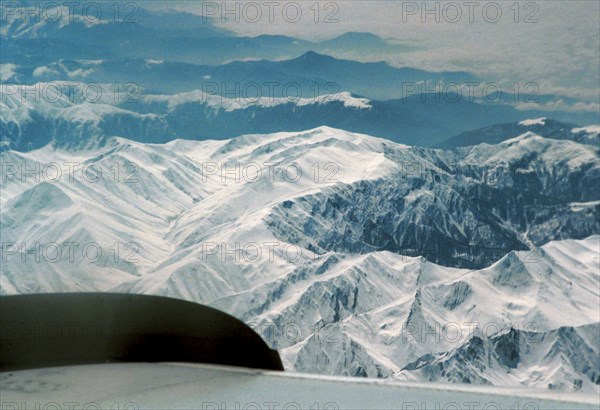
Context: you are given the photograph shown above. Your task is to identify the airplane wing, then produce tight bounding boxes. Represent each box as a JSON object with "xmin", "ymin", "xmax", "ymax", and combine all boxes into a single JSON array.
[
  {"xmin": 1, "ymin": 294, "xmax": 597, "ymax": 410},
  {"xmin": 2, "ymin": 362, "xmax": 598, "ymax": 410}
]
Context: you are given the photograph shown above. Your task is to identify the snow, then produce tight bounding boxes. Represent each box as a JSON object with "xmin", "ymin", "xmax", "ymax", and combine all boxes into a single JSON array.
[
  {"xmin": 32, "ymin": 66, "xmax": 58, "ymax": 77},
  {"xmin": 0, "ymin": 82, "xmax": 160, "ymax": 137},
  {"xmin": 1, "ymin": 6, "xmax": 107, "ymax": 39},
  {"xmin": 572, "ymin": 125, "xmax": 600, "ymax": 134},
  {"xmin": 142, "ymin": 90, "xmax": 372, "ymax": 112},
  {"xmin": 570, "ymin": 200, "xmax": 600, "ymax": 212},
  {"xmin": 0, "ymin": 63, "xmax": 19, "ymax": 81},
  {"xmin": 1, "ymin": 127, "xmax": 598, "ymax": 393},
  {"xmin": 462, "ymin": 131, "xmax": 598, "ymax": 171}
]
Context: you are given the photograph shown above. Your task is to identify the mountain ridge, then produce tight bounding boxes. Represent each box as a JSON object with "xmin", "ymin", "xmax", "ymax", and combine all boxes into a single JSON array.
[{"xmin": 1, "ymin": 127, "xmax": 598, "ymax": 392}]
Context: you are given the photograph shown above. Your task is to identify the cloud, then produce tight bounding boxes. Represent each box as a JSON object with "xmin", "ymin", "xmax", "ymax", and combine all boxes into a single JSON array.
[{"xmin": 515, "ymin": 100, "xmax": 600, "ymax": 114}]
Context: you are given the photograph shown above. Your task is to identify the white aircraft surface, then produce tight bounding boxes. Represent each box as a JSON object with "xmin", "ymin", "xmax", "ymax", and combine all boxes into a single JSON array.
[{"xmin": 1, "ymin": 362, "xmax": 598, "ymax": 410}]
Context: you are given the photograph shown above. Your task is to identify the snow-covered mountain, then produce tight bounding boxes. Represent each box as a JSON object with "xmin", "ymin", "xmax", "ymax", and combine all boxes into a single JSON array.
[
  {"xmin": 1, "ymin": 126, "xmax": 598, "ymax": 392},
  {"xmin": 438, "ymin": 118, "xmax": 600, "ymax": 148},
  {"xmin": 7, "ymin": 81, "xmax": 598, "ymax": 151}
]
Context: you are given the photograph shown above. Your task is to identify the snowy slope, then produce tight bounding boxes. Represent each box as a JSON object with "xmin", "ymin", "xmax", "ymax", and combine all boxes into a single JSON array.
[
  {"xmin": 0, "ymin": 82, "xmax": 170, "ymax": 151},
  {"xmin": 0, "ymin": 5, "xmax": 107, "ymax": 39},
  {"xmin": 1, "ymin": 127, "xmax": 598, "ymax": 392}
]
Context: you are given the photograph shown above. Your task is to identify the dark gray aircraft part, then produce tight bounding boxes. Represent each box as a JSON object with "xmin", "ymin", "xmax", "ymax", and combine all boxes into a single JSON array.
[{"xmin": 0, "ymin": 293, "xmax": 284, "ymax": 372}]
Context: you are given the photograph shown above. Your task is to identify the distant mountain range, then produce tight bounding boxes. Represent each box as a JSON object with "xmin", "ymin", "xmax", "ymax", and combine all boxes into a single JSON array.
[
  {"xmin": 1, "ymin": 51, "xmax": 477, "ymax": 99},
  {"xmin": 0, "ymin": 4, "xmax": 408, "ymax": 67},
  {"xmin": 3, "ymin": 80, "xmax": 598, "ymax": 152},
  {"xmin": 2, "ymin": 4, "xmax": 597, "ymax": 152}
]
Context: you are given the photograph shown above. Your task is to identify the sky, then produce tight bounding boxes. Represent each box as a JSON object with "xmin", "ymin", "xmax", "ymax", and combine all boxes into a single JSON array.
[{"xmin": 145, "ymin": 1, "xmax": 599, "ymax": 105}]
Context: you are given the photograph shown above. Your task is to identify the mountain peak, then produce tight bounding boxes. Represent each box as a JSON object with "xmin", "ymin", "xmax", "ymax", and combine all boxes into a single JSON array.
[
  {"xmin": 436, "ymin": 118, "xmax": 598, "ymax": 149},
  {"xmin": 294, "ymin": 51, "xmax": 336, "ymax": 63},
  {"xmin": 331, "ymin": 32, "xmax": 384, "ymax": 41}
]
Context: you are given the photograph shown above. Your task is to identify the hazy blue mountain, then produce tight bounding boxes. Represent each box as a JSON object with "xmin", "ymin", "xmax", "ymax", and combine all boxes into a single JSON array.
[
  {"xmin": 1, "ymin": 52, "xmax": 478, "ymax": 99},
  {"xmin": 265, "ymin": 51, "xmax": 476, "ymax": 100},
  {"xmin": 1, "ymin": 8, "xmax": 405, "ymax": 68},
  {"xmin": 0, "ymin": 4, "xmax": 307, "ymax": 65},
  {"xmin": 318, "ymin": 32, "xmax": 415, "ymax": 54},
  {"xmin": 2, "ymin": 31, "xmax": 313, "ymax": 67}
]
